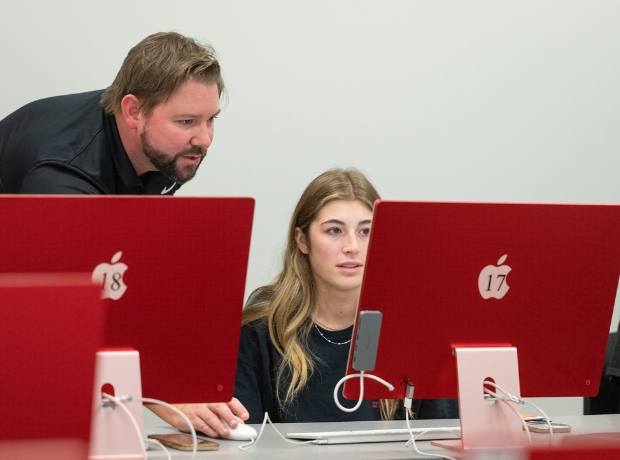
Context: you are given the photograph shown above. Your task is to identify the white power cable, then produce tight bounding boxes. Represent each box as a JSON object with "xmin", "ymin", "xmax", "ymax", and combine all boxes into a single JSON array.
[
  {"xmin": 399, "ymin": 379, "xmax": 554, "ymax": 455},
  {"xmin": 483, "ymin": 387, "xmax": 532, "ymax": 447},
  {"xmin": 132, "ymin": 396, "xmax": 199, "ymax": 460},
  {"xmin": 145, "ymin": 438, "xmax": 172, "ymax": 460},
  {"xmin": 483, "ymin": 380, "xmax": 554, "ymax": 446},
  {"xmin": 404, "ymin": 409, "xmax": 458, "ymax": 460},
  {"xmin": 101, "ymin": 393, "xmax": 148, "ymax": 459},
  {"xmin": 102, "ymin": 394, "xmax": 199, "ymax": 460},
  {"xmin": 333, "ymin": 370, "xmax": 394, "ymax": 412},
  {"xmin": 238, "ymin": 412, "xmax": 314, "ymax": 451},
  {"xmin": 402, "ymin": 383, "xmax": 459, "ymax": 459}
]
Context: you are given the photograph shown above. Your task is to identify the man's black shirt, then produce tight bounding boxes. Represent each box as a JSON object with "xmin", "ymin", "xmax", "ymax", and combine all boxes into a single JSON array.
[{"xmin": 0, "ymin": 90, "xmax": 180, "ymax": 195}]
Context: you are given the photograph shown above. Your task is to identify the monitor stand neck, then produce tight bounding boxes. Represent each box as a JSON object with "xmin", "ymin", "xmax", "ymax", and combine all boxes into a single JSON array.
[
  {"xmin": 89, "ymin": 350, "xmax": 145, "ymax": 460},
  {"xmin": 433, "ymin": 347, "xmax": 526, "ymax": 453}
]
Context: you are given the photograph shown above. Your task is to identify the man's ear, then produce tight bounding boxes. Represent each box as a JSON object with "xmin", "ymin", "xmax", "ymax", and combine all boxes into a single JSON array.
[
  {"xmin": 120, "ymin": 94, "xmax": 141, "ymax": 130},
  {"xmin": 294, "ymin": 227, "xmax": 309, "ymax": 254}
]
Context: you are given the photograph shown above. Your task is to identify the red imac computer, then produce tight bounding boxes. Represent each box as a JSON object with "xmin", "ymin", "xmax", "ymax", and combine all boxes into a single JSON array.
[
  {"xmin": 0, "ymin": 273, "xmax": 103, "ymax": 460},
  {"xmin": 0, "ymin": 195, "xmax": 254, "ymax": 459},
  {"xmin": 344, "ymin": 201, "xmax": 620, "ymax": 453}
]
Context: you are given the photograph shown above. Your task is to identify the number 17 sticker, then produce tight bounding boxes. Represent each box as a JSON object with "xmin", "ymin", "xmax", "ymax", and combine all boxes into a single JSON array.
[{"xmin": 478, "ymin": 254, "xmax": 511, "ymax": 300}]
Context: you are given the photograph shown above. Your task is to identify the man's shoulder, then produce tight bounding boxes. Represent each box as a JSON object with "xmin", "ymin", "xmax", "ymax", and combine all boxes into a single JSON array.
[
  {"xmin": 32, "ymin": 89, "xmax": 104, "ymax": 104},
  {"xmin": 17, "ymin": 90, "xmax": 105, "ymax": 114},
  {"xmin": 1, "ymin": 90, "xmax": 106, "ymax": 129},
  {"xmin": 0, "ymin": 89, "xmax": 118, "ymax": 194}
]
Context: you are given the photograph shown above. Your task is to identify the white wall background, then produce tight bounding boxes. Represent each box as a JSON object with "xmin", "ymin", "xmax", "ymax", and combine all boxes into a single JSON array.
[{"xmin": 2, "ymin": 0, "xmax": 619, "ymax": 417}]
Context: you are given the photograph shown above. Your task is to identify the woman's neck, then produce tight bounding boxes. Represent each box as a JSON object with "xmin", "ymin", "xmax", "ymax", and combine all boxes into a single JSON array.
[{"xmin": 313, "ymin": 287, "xmax": 358, "ymax": 330}]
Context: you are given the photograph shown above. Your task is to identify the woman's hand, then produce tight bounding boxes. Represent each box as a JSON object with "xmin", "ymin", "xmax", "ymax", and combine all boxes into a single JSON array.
[{"xmin": 147, "ymin": 398, "xmax": 250, "ymax": 438}]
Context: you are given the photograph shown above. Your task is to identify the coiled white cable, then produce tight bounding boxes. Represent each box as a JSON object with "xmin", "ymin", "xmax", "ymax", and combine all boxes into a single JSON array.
[{"xmin": 333, "ymin": 370, "xmax": 395, "ymax": 412}]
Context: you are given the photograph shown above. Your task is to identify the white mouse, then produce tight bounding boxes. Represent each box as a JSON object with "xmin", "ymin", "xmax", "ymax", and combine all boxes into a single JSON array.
[{"xmin": 221, "ymin": 421, "xmax": 257, "ymax": 441}]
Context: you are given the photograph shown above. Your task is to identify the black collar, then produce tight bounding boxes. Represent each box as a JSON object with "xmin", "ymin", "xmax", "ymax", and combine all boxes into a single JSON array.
[
  {"xmin": 104, "ymin": 113, "xmax": 142, "ymax": 190},
  {"xmin": 104, "ymin": 113, "xmax": 180, "ymax": 195}
]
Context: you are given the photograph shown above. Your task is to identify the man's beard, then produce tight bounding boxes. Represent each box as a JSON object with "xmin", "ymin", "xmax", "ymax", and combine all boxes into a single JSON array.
[{"xmin": 140, "ymin": 132, "xmax": 206, "ymax": 184}]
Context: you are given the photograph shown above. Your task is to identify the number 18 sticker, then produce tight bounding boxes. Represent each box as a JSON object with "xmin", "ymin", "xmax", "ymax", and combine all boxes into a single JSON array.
[{"xmin": 91, "ymin": 251, "xmax": 128, "ymax": 300}]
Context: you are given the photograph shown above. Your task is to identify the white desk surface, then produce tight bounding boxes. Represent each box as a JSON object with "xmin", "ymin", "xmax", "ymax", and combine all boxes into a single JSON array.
[{"xmin": 145, "ymin": 414, "xmax": 620, "ymax": 459}]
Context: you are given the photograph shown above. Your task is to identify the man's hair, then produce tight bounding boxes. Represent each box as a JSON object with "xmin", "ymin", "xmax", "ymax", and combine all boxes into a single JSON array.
[{"xmin": 100, "ymin": 31, "xmax": 224, "ymax": 116}]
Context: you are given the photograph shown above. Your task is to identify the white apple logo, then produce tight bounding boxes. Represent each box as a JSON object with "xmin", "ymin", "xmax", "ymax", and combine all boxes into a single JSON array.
[
  {"xmin": 478, "ymin": 254, "xmax": 511, "ymax": 299},
  {"xmin": 92, "ymin": 251, "xmax": 128, "ymax": 300}
]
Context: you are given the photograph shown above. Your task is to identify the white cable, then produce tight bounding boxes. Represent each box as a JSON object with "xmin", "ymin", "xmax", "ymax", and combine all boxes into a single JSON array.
[
  {"xmin": 483, "ymin": 380, "xmax": 553, "ymax": 439},
  {"xmin": 238, "ymin": 412, "xmax": 315, "ymax": 451},
  {"xmin": 404, "ymin": 409, "xmax": 458, "ymax": 460},
  {"xmin": 333, "ymin": 370, "xmax": 395, "ymax": 412},
  {"xmin": 101, "ymin": 393, "xmax": 148, "ymax": 460},
  {"xmin": 519, "ymin": 398, "xmax": 554, "ymax": 445},
  {"xmin": 483, "ymin": 380, "xmax": 554, "ymax": 447},
  {"xmin": 483, "ymin": 387, "xmax": 532, "ymax": 447},
  {"xmin": 132, "ymin": 396, "xmax": 199, "ymax": 460},
  {"xmin": 145, "ymin": 438, "xmax": 172, "ymax": 460}
]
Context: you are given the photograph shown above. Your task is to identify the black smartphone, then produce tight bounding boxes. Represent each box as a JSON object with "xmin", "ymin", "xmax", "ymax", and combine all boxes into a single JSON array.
[{"xmin": 148, "ymin": 433, "xmax": 219, "ymax": 451}]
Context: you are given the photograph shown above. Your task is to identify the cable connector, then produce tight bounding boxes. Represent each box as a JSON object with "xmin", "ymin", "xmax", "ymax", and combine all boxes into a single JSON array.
[
  {"xmin": 404, "ymin": 381, "xmax": 415, "ymax": 409},
  {"xmin": 101, "ymin": 394, "xmax": 134, "ymax": 409}
]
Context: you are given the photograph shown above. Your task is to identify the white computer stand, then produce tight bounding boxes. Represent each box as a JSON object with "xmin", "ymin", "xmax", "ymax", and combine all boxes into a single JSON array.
[
  {"xmin": 432, "ymin": 347, "xmax": 525, "ymax": 453},
  {"xmin": 89, "ymin": 350, "xmax": 145, "ymax": 460}
]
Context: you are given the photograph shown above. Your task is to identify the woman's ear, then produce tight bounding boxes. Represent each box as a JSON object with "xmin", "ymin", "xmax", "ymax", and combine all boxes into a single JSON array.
[{"xmin": 294, "ymin": 227, "xmax": 309, "ymax": 254}]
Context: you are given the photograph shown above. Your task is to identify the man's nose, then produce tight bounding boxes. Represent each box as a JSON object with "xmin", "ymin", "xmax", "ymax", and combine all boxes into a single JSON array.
[{"xmin": 191, "ymin": 124, "xmax": 213, "ymax": 148}]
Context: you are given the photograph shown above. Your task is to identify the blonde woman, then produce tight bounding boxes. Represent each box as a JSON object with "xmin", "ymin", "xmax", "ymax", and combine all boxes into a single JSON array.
[{"xmin": 235, "ymin": 168, "xmax": 458, "ymax": 422}]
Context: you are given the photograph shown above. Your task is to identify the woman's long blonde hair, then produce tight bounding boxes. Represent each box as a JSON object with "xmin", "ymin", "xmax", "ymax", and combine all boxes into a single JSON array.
[{"xmin": 243, "ymin": 168, "xmax": 401, "ymax": 420}]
